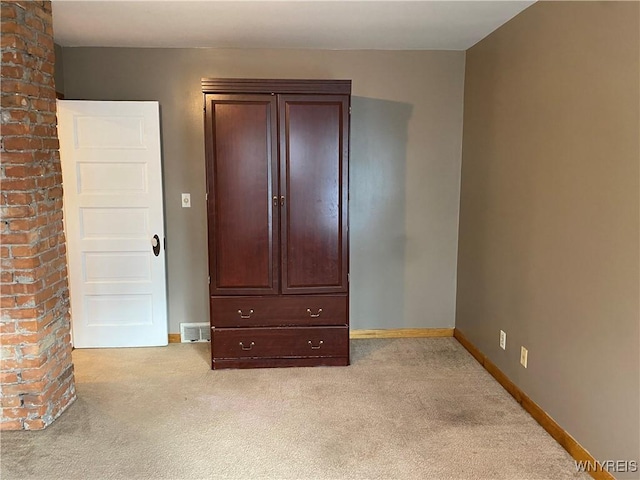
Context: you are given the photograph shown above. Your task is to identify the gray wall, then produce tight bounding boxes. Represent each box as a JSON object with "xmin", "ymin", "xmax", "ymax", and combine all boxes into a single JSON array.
[
  {"xmin": 457, "ymin": 1, "xmax": 639, "ymax": 473},
  {"xmin": 54, "ymin": 43, "xmax": 64, "ymax": 95},
  {"xmin": 61, "ymin": 48, "xmax": 465, "ymax": 333}
]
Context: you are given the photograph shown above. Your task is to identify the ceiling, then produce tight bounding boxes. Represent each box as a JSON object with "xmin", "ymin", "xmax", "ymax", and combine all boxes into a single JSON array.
[{"xmin": 52, "ymin": 0, "xmax": 535, "ymax": 51}]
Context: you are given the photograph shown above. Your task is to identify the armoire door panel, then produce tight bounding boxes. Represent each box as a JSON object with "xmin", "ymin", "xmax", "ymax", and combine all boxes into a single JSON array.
[
  {"xmin": 205, "ymin": 94, "xmax": 279, "ymax": 295},
  {"xmin": 279, "ymin": 95, "xmax": 349, "ymax": 294}
]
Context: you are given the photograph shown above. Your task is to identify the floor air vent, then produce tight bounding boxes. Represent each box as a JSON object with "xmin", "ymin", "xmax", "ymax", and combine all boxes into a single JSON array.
[{"xmin": 180, "ymin": 322, "xmax": 211, "ymax": 343}]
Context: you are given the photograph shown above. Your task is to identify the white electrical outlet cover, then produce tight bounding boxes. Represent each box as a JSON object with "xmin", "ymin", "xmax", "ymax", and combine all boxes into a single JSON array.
[
  {"xmin": 181, "ymin": 193, "xmax": 191, "ymax": 208},
  {"xmin": 499, "ymin": 330, "xmax": 506, "ymax": 350},
  {"xmin": 520, "ymin": 346, "xmax": 528, "ymax": 368}
]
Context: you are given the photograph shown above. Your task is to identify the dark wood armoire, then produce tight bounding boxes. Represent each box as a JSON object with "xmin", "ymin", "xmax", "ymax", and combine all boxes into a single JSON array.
[{"xmin": 202, "ymin": 79, "xmax": 351, "ymax": 369}]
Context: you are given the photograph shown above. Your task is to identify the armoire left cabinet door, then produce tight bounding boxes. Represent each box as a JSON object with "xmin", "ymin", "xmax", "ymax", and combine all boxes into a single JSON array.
[{"xmin": 205, "ymin": 94, "xmax": 279, "ymax": 295}]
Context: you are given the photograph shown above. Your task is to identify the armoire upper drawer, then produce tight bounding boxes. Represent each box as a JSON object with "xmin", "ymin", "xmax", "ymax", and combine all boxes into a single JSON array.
[{"xmin": 210, "ymin": 295, "xmax": 347, "ymax": 327}]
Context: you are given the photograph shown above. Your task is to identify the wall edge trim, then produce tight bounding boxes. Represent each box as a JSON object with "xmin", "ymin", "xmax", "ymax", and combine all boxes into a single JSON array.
[
  {"xmin": 350, "ymin": 328, "xmax": 454, "ymax": 339},
  {"xmin": 453, "ymin": 328, "xmax": 614, "ymax": 480},
  {"xmin": 170, "ymin": 328, "xmax": 455, "ymax": 343}
]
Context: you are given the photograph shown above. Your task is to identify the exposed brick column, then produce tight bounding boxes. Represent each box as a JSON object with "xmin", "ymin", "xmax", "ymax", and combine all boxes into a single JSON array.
[{"xmin": 0, "ymin": 0, "xmax": 76, "ymax": 430}]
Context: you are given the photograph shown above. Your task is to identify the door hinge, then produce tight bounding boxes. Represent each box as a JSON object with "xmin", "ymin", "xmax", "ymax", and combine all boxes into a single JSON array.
[
  {"xmin": 348, "ymin": 273, "xmax": 350, "ymax": 283},
  {"xmin": 349, "ymin": 106, "xmax": 352, "ymax": 115},
  {"xmin": 205, "ymin": 193, "xmax": 208, "ymax": 201},
  {"xmin": 208, "ymin": 276, "xmax": 211, "ymax": 284}
]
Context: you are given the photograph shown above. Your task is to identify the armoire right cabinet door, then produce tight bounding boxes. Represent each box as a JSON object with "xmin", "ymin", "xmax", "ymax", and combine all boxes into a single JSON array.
[{"xmin": 279, "ymin": 95, "xmax": 350, "ymax": 294}]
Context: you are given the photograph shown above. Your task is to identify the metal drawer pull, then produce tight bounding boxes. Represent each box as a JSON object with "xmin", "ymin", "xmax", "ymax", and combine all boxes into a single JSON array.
[
  {"xmin": 308, "ymin": 340, "xmax": 324, "ymax": 350},
  {"xmin": 237, "ymin": 309, "xmax": 254, "ymax": 319},
  {"xmin": 239, "ymin": 341, "xmax": 255, "ymax": 351},
  {"xmin": 307, "ymin": 308, "xmax": 323, "ymax": 318}
]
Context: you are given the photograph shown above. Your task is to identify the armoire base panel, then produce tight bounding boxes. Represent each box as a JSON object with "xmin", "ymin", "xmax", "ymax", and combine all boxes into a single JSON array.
[{"xmin": 212, "ymin": 356, "xmax": 349, "ymax": 370}]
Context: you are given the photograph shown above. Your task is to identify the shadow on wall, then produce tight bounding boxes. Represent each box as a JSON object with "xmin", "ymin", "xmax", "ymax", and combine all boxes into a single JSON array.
[{"xmin": 349, "ymin": 96, "xmax": 412, "ymax": 329}]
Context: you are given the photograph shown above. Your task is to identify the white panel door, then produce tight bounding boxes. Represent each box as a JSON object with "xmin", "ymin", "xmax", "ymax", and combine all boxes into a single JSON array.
[{"xmin": 57, "ymin": 101, "xmax": 168, "ymax": 348}]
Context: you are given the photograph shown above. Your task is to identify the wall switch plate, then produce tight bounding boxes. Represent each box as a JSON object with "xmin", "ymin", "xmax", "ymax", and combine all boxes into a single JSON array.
[
  {"xmin": 520, "ymin": 346, "xmax": 528, "ymax": 368},
  {"xmin": 499, "ymin": 330, "xmax": 506, "ymax": 350},
  {"xmin": 181, "ymin": 193, "xmax": 191, "ymax": 208}
]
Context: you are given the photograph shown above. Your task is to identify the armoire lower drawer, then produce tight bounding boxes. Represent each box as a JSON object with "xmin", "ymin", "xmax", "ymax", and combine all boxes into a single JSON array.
[
  {"xmin": 212, "ymin": 326, "xmax": 348, "ymax": 359},
  {"xmin": 210, "ymin": 295, "xmax": 347, "ymax": 327}
]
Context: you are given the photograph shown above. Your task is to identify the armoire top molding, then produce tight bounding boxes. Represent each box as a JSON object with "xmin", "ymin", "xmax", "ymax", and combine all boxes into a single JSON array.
[{"xmin": 201, "ymin": 78, "xmax": 352, "ymax": 95}]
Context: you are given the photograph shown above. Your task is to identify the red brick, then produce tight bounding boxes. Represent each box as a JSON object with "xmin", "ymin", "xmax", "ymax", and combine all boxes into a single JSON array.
[
  {"xmin": 12, "ymin": 244, "xmax": 43, "ymax": 257},
  {"xmin": 1, "ymin": 4, "xmax": 18, "ymax": 19},
  {"xmin": 0, "ymin": 371, "xmax": 19, "ymax": 383},
  {"xmin": 0, "ymin": 122, "xmax": 31, "ymax": 135},
  {"xmin": 31, "ymin": 124, "xmax": 56, "ymax": 137},
  {"xmin": 42, "ymin": 137, "xmax": 59, "ymax": 149},
  {"xmin": 21, "ymin": 394, "xmax": 45, "ymax": 407},
  {"xmin": 9, "ymin": 218, "xmax": 42, "ymax": 231},
  {"xmin": 25, "ymin": 43, "xmax": 45, "ymax": 59},
  {"xmin": 6, "ymin": 308, "xmax": 41, "ymax": 322},
  {"xmin": 40, "ymin": 61, "xmax": 54, "ymax": 76},
  {"xmin": 19, "ymin": 344, "xmax": 40, "ymax": 357},
  {"xmin": 16, "ymin": 320, "xmax": 41, "ymax": 332},
  {"xmin": 0, "ymin": 321, "xmax": 16, "ymax": 332},
  {"xmin": 3, "ymin": 257, "xmax": 41, "ymax": 269},
  {"xmin": 2, "ymin": 50, "xmax": 23, "ymax": 63},
  {"xmin": 3, "ymin": 136, "xmax": 42, "ymax": 151},
  {"xmin": 3, "ymin": 192, "xmax": 33, "ymax": 205},
  {"xmin": 0, "ymin": 65, "xmax": 24, "ymax": 79},
  {"xmin": 0, "ymin": 331, "xmax": 41, "ymax": 344},
  {"xmin": 1, "ymin": 357, "xmax": 44, "ymax": 370},
  {"xmin": 1, "ymin": 380, "xmax": 48, "ymax": 396},
  {"xmin": 37, "ymin": 112, "xmax": 56, "ymax": 125},
  {"xmin": 0, "ymin": 93, "xmax": 29, "ymax": 108},
  {"xmin": 1, "ymin": 109, "xmax": 29, "ymax": 122},
  {"xmin": 0, "ymin": 396, "xmax": 22, "ymax": 408},
  {"xmin": 49, "ymin": 383, "xmax": 71, "ymax": 406},
  {"xmin": 30, "ymin": 98, "xmax": 53, "ymax": 112},
  {"xmin": 24, "ymin": 14, "xmax": 44, "ymax": 30},
  {"xmin": 0, "ymin": 178, "xmax": 37, "ymax": 190},
  {"xmin": 0, "ymin": 231, "xmax": 38, "ymax": 245},
  {"xmin": 0, "ymin": 282, "xmax": 42, "ymax": 296},
  {"xmin": 1, "ymin": 206, "xmax": 35, "ymax": 218},
  {"xmin": 34, "ymin": 286, "xmax": 54, "ymax": 304},
  {"xmin": 35, "ymin": 176, "xmax": 56, "ymax": 188},
  {"xmin": 44, "ymin": 271, "xmax": 62, "ymax": 286},
  {"xmin": 36, "ymin": 33, "xmax": 53, "ymax": 51},
  {"xmin": 19, "ymin": 367, "xmax": 47, "ymax": 381},
  {"xmin": 13, "ymin": 271, "xmax": 38, "ymax": 284},
  {"xmin": 38, "ymin": 82, "xmax": 56, "ymax": 100},
  {"xmin": 2, "ymin": 407, "xmax": 29, "ymax": 419},
  {"xmin": 14, "ymin": 295, "xmax": 35, "ymax": 307},
  {"xmin": 5, "ymin": 165, "xmax": 44, "ymax": 178},
  {"xmin": 30, "ymin": 70, "xmax": 46, "ymax": 85},
  {"xmin": 0, "ymin": 420, "xmax": 23, "ymax": 430},
  {"xmin": 0, "ymin": 22, "xmax": 36, "ymax": 42},
  {"xmin": 23, "ymin": 418, "xmax": 46, "ymax": 430},
  {"xmin": 0, "ymin": 272, "xmax": 13, "ymax": 285},
  {"xmin": 0, "ymin": 34, "xmax": 26, "ymax": 50}
]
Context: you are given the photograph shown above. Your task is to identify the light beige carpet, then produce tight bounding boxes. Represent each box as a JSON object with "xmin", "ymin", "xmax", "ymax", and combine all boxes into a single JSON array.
[{"xmin": 1, "ymin": 338, "xmax": 588, "ymax": 479}]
